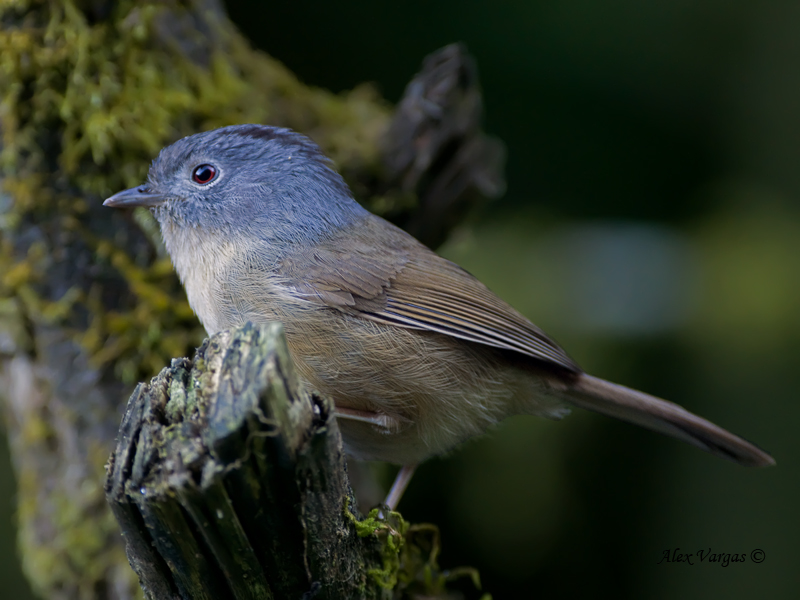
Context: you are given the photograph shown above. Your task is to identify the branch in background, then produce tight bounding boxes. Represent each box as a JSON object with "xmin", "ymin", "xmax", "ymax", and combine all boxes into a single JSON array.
[{"xmin": 382, "ymin": 43, "xmax": 506, "ymax": 248}]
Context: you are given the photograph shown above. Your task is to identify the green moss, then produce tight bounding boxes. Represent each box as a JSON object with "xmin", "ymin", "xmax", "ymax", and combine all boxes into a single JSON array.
[
  {"xmin": 0, "ymin": 0, "xmax": 393, "ymax": 384},
  {"xmin": 347, "ymin": 506, "xmax": 409, "ymax": 589},
  {"xmin": 346, "ymin": 506, "xmax": 487, "ymax": 598},
  {"xmin": 15, "ymin": 422, "xmax": 140, "ymax": 599}
]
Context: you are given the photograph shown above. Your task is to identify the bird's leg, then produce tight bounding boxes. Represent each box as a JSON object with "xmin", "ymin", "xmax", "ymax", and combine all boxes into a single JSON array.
[
  {"xmin": 333, "ymin": 407, "xmax": 404, "ymax": 434},
  {"xmin": 332, "ymin": 408, "xmax": 416, "ymax": 509},
  {"xmin": 384, "ymin": 464, "xmax": 417, "ymax": 511}
]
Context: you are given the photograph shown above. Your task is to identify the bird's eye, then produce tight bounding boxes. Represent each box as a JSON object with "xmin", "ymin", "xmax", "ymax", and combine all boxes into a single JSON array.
[{"xmin": 192, "ymin": 164, "xmax": 217, "ymax": 185}]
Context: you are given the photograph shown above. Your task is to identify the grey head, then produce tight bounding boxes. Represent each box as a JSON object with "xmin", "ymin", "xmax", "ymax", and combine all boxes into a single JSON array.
[{"xmin": 104, "ymin": 125, "xmax": 368, "ymax": 245}]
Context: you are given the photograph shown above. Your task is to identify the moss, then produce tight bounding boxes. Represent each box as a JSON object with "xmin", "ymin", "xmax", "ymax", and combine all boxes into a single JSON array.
[
  {"xmin": 15, "ymin": 422, "xmax": 139, "ymax": 599},
  {"xmin": 0, "ymin": 0, "xmax": 393, "ymax": 384},
  {"xmin": 346, "ymin": 506, "xmax": 488, "ymax": 599},
  {"xmin": 347, "ymin": 506, "xmax": 409, "ymax": 589}
]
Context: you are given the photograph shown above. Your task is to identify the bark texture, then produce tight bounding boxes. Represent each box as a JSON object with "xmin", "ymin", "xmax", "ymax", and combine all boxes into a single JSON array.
[
  {"xmin": 106, "ymin": 323, "xmax": 378, "ymax": 600},
  {"xmin": 105, "ymin": 327, "xmax": 484, "ymax": 600}
]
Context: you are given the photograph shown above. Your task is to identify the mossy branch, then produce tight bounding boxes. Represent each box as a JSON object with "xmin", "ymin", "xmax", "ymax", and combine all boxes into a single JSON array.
[{"xmin": 0, "ymin": 1, "xmax": 503, "ymax": 598}]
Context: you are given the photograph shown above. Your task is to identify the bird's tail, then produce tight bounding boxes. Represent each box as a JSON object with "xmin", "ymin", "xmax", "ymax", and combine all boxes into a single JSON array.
[{"xmin": 565, "ymin": 374, "xmax": 775, "ymax": 467}]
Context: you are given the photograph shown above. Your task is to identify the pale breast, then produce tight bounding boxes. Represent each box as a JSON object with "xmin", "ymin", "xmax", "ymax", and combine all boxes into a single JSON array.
[{"xmin": 161, "ymin": 224, "xmax": 293, "ymax": 335}]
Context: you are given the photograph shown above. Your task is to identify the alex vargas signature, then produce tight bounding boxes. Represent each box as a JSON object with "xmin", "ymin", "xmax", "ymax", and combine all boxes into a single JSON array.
[{"xmin": 658, "ymin": 548, "xmax": 765, "ymax": 566}]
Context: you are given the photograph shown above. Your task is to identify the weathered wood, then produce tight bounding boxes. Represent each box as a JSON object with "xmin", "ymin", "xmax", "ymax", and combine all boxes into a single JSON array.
[
  {"xmin": 105, "ymin": 323, "xmax": 379, "ymax": 599},
  {"xmin": 105, "ymin": 323, "xmax": 489, "ymax": 599},
  {"xmin": 382, "ymin": 43, "xmax": 506, "ymax": 249}
]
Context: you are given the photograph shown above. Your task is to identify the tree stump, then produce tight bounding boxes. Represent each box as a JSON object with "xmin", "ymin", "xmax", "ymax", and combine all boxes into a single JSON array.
[
  {"xmin": 106, "ymin": 322, "xmax": 378, "ymax": 599},
  {"xmin": 105, "ymin": 323, "xmax": 483, "ymax": 600}
]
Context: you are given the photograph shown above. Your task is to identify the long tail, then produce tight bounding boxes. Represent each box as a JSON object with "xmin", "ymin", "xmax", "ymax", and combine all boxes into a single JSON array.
[{"xmin": 565, "ymin": 374, "xmax": 775, "ymax": 467}]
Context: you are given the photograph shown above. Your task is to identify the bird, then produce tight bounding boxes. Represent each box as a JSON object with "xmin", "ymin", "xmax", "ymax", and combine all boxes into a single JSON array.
[{"xmin": 104, "ymin": 124, "xmax": 774, "ymax": 509}]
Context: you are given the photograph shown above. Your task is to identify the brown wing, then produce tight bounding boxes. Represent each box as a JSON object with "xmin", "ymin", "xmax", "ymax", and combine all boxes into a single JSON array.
[{"xmin": 278, "ymin": 215, "xmax": 580, "ymax": 373}]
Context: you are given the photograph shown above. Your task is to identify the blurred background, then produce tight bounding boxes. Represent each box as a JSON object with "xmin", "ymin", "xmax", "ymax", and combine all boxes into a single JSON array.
[{"xmin": 2, "ymin": 0, "xmax": 798, "ymax": 598}]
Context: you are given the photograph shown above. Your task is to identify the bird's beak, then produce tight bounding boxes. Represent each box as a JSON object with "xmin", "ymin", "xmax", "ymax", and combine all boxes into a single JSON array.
[{"xmin": 103, "ymin": 186, "xmax": 167, "ymax": 208}]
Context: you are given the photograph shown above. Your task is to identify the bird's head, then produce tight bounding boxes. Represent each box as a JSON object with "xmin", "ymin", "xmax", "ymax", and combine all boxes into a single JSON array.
[{"xmin": 104, "ymin": 124, "xmax": 366, "ymax": 245}]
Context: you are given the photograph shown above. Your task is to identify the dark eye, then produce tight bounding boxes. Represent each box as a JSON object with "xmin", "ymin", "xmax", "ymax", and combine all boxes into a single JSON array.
[{"xmin": 192, "ymin": 164, "xmax": 217, "ymax": 184}]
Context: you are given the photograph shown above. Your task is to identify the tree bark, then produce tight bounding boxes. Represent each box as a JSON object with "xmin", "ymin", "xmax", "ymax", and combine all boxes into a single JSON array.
[
  {"xmin": 106, "ymin": 323, "xmax": 381, "ymax": 600},
  {"xmin": 0, "ymin": 1, "xmax": 502, "ymax": 598}
]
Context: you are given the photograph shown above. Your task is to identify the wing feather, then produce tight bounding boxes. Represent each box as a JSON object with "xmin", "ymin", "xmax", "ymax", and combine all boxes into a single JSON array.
[{"xmin": 278, "ymin": 215, "xmax": 580, "ymax": 373}]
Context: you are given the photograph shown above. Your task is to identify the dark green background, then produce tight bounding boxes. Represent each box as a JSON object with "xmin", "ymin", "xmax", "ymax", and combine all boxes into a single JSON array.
[{"xmin": 3, "ymin": 1, "xmax": 798, "ymax": 598}]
